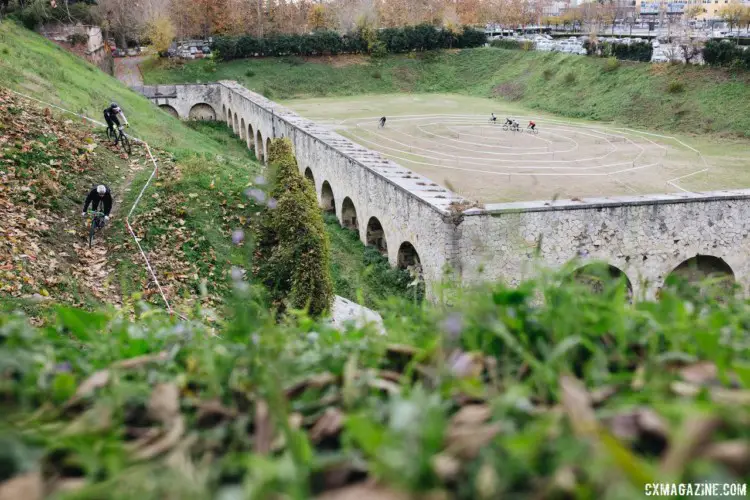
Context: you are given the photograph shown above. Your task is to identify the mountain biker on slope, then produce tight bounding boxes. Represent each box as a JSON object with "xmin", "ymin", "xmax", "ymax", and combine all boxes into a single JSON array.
[
  {"xmin": 82, "ymin": 185, "xmax": 113, "ymax": 222},
  {"xmin": 103, "ymin": 102, "xmax": 128, "ymax": 135}
]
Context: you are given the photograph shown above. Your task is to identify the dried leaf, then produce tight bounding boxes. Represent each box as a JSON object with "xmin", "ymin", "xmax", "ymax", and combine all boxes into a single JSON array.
[
  {"xmin": 559, "ymin": 375, "xmax": 597, "ymax": 437},
  {"xmin": 680, "ymin": 362, "xmax": 718, "ymax": 385},
  {"xmin": 0, "ymin": 471, "xmax": 43, "ymax": 500},
  {"xmin": 431, "ymin": 453, "xmax": 461, "ymax": 482},
  {"xmin": 661, "ymin": 416, "xmax": 722, "ymax": 475},
  {"xmin": 367, "ymin": 378, "xmax": 400, "ymax": 395},
  {"xmin": 64, "ymin": 369, "xmax": 109, "ymax": 409},
  {"xmin": 315, "ymin": 483, "xmax": 410, "ymax": 500},
  {"xmin": 591, "ymin": 385, "xmax": 618, "ymax": 406},
  {"xmin": 445, "ymin": 422, "xmax": 502, "ymax": 460},
  {"xmin": 254, "ymin": 400, "xmax": 273, "ymax": 455},
  {"xmin": 196, "ymin": 399, "xmax": 237, "ymax": 427},
  {"xmin": 132, "ymin": 415, "xmax": 186, "ymax": 461},
  {"xmin": 309, "ymin": 407, "xmax": 344, "ymax": 444},
  {"xmin": 113, "ymin": 351, "xmax": 169, "ymax": 369},
  {"xmin": 453, "ymin": 403, "xmax": 491, "ymax": 427},
  {"xmin": 702, "ymin": 441, "xmax": 750, "ymax": 476},
  {"xmin": 285, "ymin": 372, "xmax": 337, "ymax": 399},
  {"xmin": 148, "ymin": 382, "xmax": 180, "ymax": 424}
]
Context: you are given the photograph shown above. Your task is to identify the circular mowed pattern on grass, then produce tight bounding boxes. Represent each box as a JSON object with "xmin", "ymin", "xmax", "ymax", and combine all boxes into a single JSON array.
[{"xmin": 338, "ymin": 114, "xmax": 709, "ymax": 203}]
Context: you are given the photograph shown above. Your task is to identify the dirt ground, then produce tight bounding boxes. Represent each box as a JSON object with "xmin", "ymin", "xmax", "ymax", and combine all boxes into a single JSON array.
[{"xmin": 284, "ymin": 94, "xmax": 750, "ymax": 203}]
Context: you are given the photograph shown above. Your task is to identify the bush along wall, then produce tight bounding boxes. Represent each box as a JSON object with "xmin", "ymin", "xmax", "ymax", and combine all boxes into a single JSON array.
[
  {"xmin": 213, "ymin": 24, "xmax": 487, "ymax": 60},
  {"xmin": 583, "ymin": 40, "xmax": 653, "ymax": 62},
  {"xmin": 252, "ymin": 138, "xmax": 334, "ymax": 317},
  {"xmin": 702, "ymin": 40, "xmax": 750, "ymax": 69}
]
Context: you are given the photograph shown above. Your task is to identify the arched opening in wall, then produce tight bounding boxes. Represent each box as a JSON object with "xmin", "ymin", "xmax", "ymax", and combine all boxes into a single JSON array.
[
  {"xmin": 321, "ymin": 181, "xmax": 335, "ymax": 213},
  {"xmin": 222, "ymin": 104, "xmax": 226, "ymax": 119},
  {"xmin": 159, "ymin": 104, "xmax": 179, "ymax": 118},
  {"xmin": 247, "ymin": 123, "xmax": 254, "ymax": 150},
  {"xmin": 188, "ymin": 103, "xmax": 216, "ymax": 121},
  {"xmin": 664, "ymin": 255, "xmax": 735, "ymax": 296},
  {"xmin": 266, "ymin": 138, "xmax": 271, "ymax": 160},
  {"xmin": 568, "ymin": 263, "xmax": 633, "ymax": 299},
  {"xmin": 226, "ymin": 108, "xmax": 232, "ymax": 127},
  {"xmin": 256, "ymin": 130, "xmax": 265, "ymax": 163},
  {"xmin": 397, "ymin": 241, "xmax": 425, "ymax": 301},
  {"xmin": 240, "ymin": 118, "xmax": 246, "ymax": 140},
  {"xmin": 341, "ymin": 197, "xmax": 358, "ymax": 231},
  {"xmin": 304, "ymin": 167, "xmax": 315, "ymax": 186},
  {"xmin": 366, "ymin": 217, "xmax": 387, "ymax": 255},
  {"xmin": 233, "ymin": 113, "xmax": 239, "ymax": 135}
]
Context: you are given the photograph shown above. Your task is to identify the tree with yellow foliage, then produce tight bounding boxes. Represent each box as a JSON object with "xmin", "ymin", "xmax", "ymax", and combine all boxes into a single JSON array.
[
  {"xmin": 145, "ymin": 16, "xmax": 175, "ymax": 55},
  {"xmin": 717, "ymin": 0, "xmax": 746, "ymax": 32}
]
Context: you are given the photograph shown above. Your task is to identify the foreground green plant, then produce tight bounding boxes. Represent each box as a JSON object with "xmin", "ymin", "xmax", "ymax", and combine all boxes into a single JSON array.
[{"xmin": 1, "ymin": 268, "xmax": 748, "ymax": 499}]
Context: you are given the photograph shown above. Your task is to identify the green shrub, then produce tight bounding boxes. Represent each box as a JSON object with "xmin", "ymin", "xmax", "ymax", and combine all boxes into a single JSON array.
[
  {"xmin": 667, "ymin": 81, "xmax": 685, "ymax": 93},
  {"xmin": 245, "ymin": 69, "xmax": 256, "ymax": 77},
  {"xmin": 703, "ymin": 40, "xmax": 750, "ymax": 69},
  {"xmin": 603, "ymin": 57, "xmax": 620, "ymax": 72},
  {"xmin": 213, "ymin": 24, "xmax": 487, "ymax": 61},
  {"xmin": 253, "ymin": 138, "xmax": 333, "ymax": 316},
  {"xmin": 490, "ymin": 39, "xmax": 522, "ymax": 50},
  {"xmin": 371, "ymin": 70, "xmax": 382, "ymax": 79},
  {"xmin": 563, "ymin": 71, "xmax": 576, "ymax": 84},
  {"xmin": 67, "ymin": 33, "xmax": 88, "ymax": 47},
  {"xmin": 542, "ymin": 68, "xmax": 554, "ymax": 80}
]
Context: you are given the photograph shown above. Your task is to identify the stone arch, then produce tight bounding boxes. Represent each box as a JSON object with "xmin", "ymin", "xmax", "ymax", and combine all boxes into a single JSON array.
[
  {"xmin": 397, "ymin": 241, "xmax": 421, "ymax": 271},
  {"xmin": 159, "ymin": 104, "xmax": 178, "ymax": 118},
  {"xmin": 222, "ymin": 104, "xmax": 226, "ymax": 121},
  {"xmin": 304, "ymin": 167, "xmax": 315, "ymax": 185},
  {"xmin": 247, "ymin": 123, "xmax": 254, "ymax": 150},
  {"xmin": 226, "ymin": 107, "xmax": 232, "ymax": 127},
  {"xmin": 341, "ymin": 197, "xmax": 358, "ymax": 231},
  {"xmin": 569, "ymin": 263, "xmax": 633, "ymax": 297},
  {"xmin": 188, "ymin": 103, "xmax": 216, "ymax": 120},
  {"xmin": 366, "ymin": 217, "xmax": 387, "ymax": 255},
  {"xmin": 397, "ymin": 241, "xmax": 425, "ymax": 299},
  {"xmin": 321, "ymin": 181, "xmax": 335, "ymax": 213},
  {"xmin": 233, "ymin": 113, "xmax": 239, "ymax": 135},
  {"xmin": 665, "ymin": 255, "xmax": 735, "ymax": 291},
  {"xmin": 256, "ymin": 130, "xmax": 265, "ymax": 163},
  {"xmin": 240, "ymin": 118, "xmax": 246, "ymax": 140}
]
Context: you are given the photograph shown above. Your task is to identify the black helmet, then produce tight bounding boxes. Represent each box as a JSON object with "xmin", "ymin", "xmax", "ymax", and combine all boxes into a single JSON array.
[{"xmin": 110, "ymin": 102, "xmax": 119, "ymax": 110}]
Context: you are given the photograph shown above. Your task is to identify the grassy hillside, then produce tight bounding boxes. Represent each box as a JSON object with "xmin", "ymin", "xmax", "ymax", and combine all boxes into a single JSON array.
[
  {"xmin": 0, "ymin": 21, "xmax": 414, "ymax": 313},
  {"xmin": 143, "ymin": 49, "xmax": 750, "ymax": 137}
]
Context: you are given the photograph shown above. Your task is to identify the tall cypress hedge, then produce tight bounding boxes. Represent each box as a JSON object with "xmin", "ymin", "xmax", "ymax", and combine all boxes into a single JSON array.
[
  {"xmin": 253, "ymin": 138, "xmax": 333, "ymax": 317},
  {"xmin": 214, "ymin": 24, "xmax": 487, "ymax": 61}
]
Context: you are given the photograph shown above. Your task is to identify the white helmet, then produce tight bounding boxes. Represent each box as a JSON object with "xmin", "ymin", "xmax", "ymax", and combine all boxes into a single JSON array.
[{"xmin": 97, "ymin": 185, "xmax": 106, "ymax": 195}]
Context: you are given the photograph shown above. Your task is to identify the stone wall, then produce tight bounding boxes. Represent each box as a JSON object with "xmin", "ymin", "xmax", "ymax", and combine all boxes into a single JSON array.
[{"xmin": 134, "ymin": 82, "xmax": 750, "ymax": 297}]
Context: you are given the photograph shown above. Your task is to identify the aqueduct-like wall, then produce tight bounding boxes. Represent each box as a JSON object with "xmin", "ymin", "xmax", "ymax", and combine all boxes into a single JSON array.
[{"xmin": 134, "ymin": 82, "xmax": 750, "ymax": 298}]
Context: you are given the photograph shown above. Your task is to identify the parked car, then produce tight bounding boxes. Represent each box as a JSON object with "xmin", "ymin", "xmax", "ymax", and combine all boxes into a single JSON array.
[
  {"xmin": 202, "ymin": 46, "xmax": 211, "ymax": 55},
  {"xmin": 126, "ymin": 48, "xmax": 138, "ymax": 57}
]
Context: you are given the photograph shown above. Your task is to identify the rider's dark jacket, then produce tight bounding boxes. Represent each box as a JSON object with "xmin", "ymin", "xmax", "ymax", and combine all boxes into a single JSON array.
[{"xmin": 83, "ymin": 186, "xmax": 113, "ymax": 216}]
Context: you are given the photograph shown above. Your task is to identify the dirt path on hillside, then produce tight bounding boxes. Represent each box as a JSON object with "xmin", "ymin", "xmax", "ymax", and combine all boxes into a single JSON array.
[{"xmin": 114, "ymin": 56, "xmax": 147, "ymax": 87}]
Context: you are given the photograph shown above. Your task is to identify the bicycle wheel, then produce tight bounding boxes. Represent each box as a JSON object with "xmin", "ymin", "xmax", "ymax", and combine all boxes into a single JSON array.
[
  {"xmin": 502, "ymin": 124, "xmax": 509, "ymax": 131},
  {"xmin": 533, "ymin": 128, "xmax": 539, "ymax": 135},
  {"xmin": 89, "ymin": 217, "xmax": 97, "ymax": 248},
  {"xmin": 120, "ymin": 132, "xmax": 132, "ymax": 155}
]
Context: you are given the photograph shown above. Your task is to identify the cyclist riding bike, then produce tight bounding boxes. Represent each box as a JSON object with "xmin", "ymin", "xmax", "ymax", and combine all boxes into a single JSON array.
[
  {"xmin": 504, "ymin": 117, "xmax": 513, "ymax": 126},
  {"xmin": 511, "ymin": 120, "xmax": 520, "ymax": 131},
  {"xmin": 82, "ymin": 184, "xmax": 113, "ymax": 222},
  {"xmin": 490, "ymin": 113, "xmax": 497, "ymax": 123},
  {"xmin": 104, "ymin": 102, "xmax": 129, "ymax": 136},
  {"xmin": 528, "ymin": 120, "xmax": 536, "ymax": 131}
]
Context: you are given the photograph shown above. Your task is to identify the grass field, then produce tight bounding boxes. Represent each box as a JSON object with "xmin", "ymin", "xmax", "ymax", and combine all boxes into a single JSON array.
[
  {"xmin": 284, "ymin": 94, "xmax": 750, "ymax": 202},
  {"xmin": 142, "ymin": 48, "xmax": 750, "ymax": 138}
]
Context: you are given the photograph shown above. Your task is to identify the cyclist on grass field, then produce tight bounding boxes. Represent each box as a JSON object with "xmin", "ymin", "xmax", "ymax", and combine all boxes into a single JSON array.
[
  {"xmin": 528, "ymin": 120, "xmax": 536, "ymax": 131},
  {"xmin": 82, "ymin": 184, "xmax": 113, "ymax": 222},
  {"xmin": 504, "ymin": 117, "xmax": 513, "ymax": 126},
  {"xmin": 104, "ymin": 102, "xmax": 128, "ymax": 135},
  {"xmin": 379, "ymin": 116, "xmax": 386, "ymax": 128},
  {"xmin": 490, "ymin": 113, "xmax": 497, "ymax": 123}
]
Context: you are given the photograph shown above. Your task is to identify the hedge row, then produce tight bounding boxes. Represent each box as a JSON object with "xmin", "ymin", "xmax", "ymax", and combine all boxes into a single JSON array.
[
  {"xmin": 252, "ymin": 138, "xmax": 334, "ymax": 317},
  {"xmin": 213, "ymin": 24, "xmax": 487, "ymax": 60},
  {"xmin": 703, "ymin": 40, "xmax": 750, "ymax": 69},
  {"xmin": 584, "ymin": 40, "xmax": 653, "ymax": 62}
]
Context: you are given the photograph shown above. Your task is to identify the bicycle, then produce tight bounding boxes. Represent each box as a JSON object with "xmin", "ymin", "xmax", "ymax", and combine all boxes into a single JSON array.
[
  {"xmin": 107, "ymin": 125, "xmax": 132, "ymax": 155},
  {"xmin": 86, "ymin": 210, "xmax": 107, "ymax": 248},
  {"xmin": 526, "ymin": 127, "xmax": 539, "ymax": 135},
  {"xmin": 502, "ymin": 123, "xmax": 520, "ymax": 132}
]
